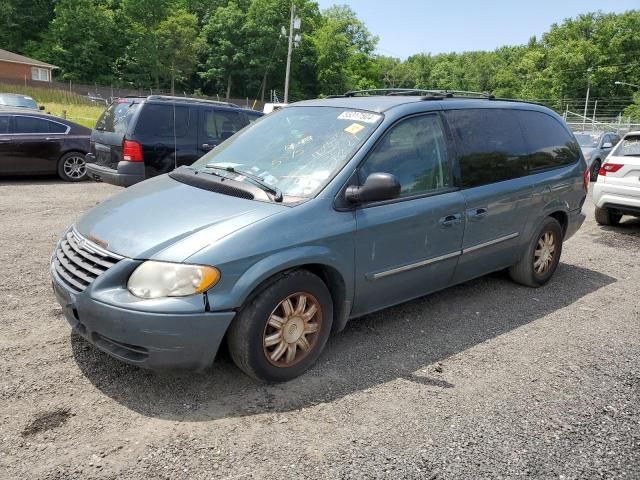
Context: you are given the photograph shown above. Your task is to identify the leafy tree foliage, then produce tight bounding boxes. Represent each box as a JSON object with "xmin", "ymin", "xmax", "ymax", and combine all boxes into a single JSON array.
[{"xmin": 2, "ymin": 1, "xmax": 638, "ymax": 116}]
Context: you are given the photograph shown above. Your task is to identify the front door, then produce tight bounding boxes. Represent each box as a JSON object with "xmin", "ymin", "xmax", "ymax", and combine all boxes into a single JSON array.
[
  {"xmin": 11, "ymin": 115, "xmax": 62, "ymax": 173},
  {"xmin": 352, "ymin": 113, "xmax": 465, "ymax": 316}
]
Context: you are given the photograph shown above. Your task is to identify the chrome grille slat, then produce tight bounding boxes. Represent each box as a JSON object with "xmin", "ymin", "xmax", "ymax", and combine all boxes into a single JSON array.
[
  {"xmin": 53, "ymin": 229, "xmax": 121, "ymax": 292},
  {"xmin": 60, "ymin": 241, "xmax": 104, "ymax": 276},
  {"xmin": 65, "ymin": 232, "xmax": 117, "ymax": 268}
]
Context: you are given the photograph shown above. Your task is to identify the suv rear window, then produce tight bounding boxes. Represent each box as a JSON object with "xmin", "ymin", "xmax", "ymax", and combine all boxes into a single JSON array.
[
  {"xmin": 95, "ymin": 101, "xmax": 140, "ymax": 134},
  {"xmin": 446, "ymin": 109, "xmax": 528, "ymax": 188},
  {"xmin": 614, "ymin": 135, "xmax": 640, "ymax": 157}
]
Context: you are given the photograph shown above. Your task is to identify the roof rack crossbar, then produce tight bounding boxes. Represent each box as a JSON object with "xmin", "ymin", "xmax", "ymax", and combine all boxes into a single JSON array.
[{"xmin": 145, "ymin": 95, "xmax": 240, "ymax": 108}]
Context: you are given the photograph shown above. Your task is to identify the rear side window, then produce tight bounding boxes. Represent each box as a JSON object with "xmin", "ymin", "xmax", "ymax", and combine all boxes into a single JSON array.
[
  {"xmin": 0, "ymin": 116, "xmax": 9, "ymax": 134},
  {"xmin": 14, "ymin": 116, "xmax": 65, "ymax": 134},
  {"xmin": 135, "ymin": 104, "xmax": 189, "ymax": 137},
  {"xmin": 201, "ymin": 109, "xmax": 247, "ymax": 142},
  {"xmin": 95, "ymin": 101, "xmax": 140, "ymax": 134},
  {"xmin": 516, "ymin": 110, "xmax": 580, "ymax": 172},
  {"xmin": 446, "ymin": 109, "xmax": 528, "ymax": 188}
]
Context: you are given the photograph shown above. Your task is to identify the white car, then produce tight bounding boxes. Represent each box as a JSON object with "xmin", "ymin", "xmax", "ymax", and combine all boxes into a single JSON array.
[{"xmin": 592, "ymin": 130, "xmax": 640, "ymax": 225}]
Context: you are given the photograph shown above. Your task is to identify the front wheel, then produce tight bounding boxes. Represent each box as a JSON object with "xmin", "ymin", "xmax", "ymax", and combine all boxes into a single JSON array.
[
  {"xmin": 509, "ymin": 217, "xmax": 563, "ymax": 287},
  {"xmin": 227, "ymin": 270, "xmax": 333, "ymax": 382},
  {"xmin": 57, "ymin": 152, "xmax": 87, "ymax": 182}
]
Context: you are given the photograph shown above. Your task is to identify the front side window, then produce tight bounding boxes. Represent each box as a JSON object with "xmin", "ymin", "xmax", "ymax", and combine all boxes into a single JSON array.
[
  {"xmin": 516, "ymin": 110, "xmax": 580, "ymax": 172},
  {"xmin": 360, "ymin": 114, "xmax": 451, "ymax": 197},
  {"xmin": 446, "ymin": 109, "xmax": 528, "ymax": 187},
  {"xmin": 201, "ymin": 109, "xmax": 246, "ymax": 142},
  {"xmin": 192, "ymin": 106, "xmax": 382, "ymax": 199}
]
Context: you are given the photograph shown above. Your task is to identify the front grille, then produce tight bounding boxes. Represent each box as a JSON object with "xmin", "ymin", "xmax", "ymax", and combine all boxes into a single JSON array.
[{"xmin": 53, "ymin": 229, "xmax": 122, "ymax": 292}]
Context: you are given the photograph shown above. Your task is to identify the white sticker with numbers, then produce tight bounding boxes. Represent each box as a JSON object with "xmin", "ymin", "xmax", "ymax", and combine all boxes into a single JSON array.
[{"xmin": 337, "ymin": 111, "xmax": 381, "ymax": 123}]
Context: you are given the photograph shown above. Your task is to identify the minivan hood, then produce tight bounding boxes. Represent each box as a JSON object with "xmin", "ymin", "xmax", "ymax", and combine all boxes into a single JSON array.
[{"xmin": 76, "ymin": 175, "xmax": 286, "ymax": 261}]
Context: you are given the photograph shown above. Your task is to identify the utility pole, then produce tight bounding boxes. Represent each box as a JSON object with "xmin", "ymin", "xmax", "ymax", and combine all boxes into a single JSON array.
[
  {"xmin": 591, "ymin": 99, "xmax": 597, "ymax": 129},
  {"xmin": 283, "ymin": 4, "xmax": 301, "ymax": 104},
  {"xmin": 582, "ymin": 67, "xmax": 593, "ymax": 131}
]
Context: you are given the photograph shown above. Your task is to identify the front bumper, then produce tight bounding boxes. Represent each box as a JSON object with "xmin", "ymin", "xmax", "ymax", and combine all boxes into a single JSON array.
[
  {"xmin": 85, "ymin": 159, "xmax": 144, "ymax": 187},
  {"xmin": 51, "ymin": 264, "xmax": 235, "ymax": 370}
]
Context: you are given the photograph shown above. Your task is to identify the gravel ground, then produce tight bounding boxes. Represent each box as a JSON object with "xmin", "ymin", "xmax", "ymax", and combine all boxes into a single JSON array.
[{"xmin": 1, "ymin": 177, "xmax": 639, "ymax": 480}]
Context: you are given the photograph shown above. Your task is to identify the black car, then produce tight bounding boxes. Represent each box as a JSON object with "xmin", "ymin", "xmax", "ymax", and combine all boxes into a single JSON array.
[
  {"xmin": 0, "ymin": 108, "xmax": 91, "ymax": 181},
  {"xmin": 85, "ymin": 95, "xmax": 263, "ymax": 187}
]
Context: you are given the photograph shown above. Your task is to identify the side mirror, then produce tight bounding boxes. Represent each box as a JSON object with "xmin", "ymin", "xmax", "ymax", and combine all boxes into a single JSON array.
[
  {"xmin": 602, "ymin": 142, "xmax": 613, "ymax": 149},
  {"xmin": 345, "ymin": 172, "xmax": 401, "ymax": 204},
  {"xmin": 39, "ymin": 105, "xmax": 45, "ymax": 110}
]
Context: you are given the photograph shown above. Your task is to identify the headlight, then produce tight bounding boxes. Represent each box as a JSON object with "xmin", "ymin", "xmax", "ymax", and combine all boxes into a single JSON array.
[{"xmin": 128, "ymin": 261, "xmax": 220, "ymax": 299}]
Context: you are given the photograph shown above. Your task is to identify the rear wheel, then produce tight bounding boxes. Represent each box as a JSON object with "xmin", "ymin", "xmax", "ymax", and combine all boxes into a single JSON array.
[
  {"xmin": 590, "ymin": 159, "xmax": 601, "ymax": 181},
  {"xmin": 57, "ymin": 152, "xmax": 87, "ymax": 182},
  {"xmin": 227, "ymin": 270, "xmax": 333, "ymax": 382},
  {"xmin": 509, "ymin": 217, "xmax": 563, "ymax": 287},
  {"xmin": 594, "ymin": 206, "xmax": 622, "ymax": 226}
]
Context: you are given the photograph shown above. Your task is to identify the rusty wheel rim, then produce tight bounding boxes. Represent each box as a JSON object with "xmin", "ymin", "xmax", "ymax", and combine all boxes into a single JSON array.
[
  {"xmin": 262, "ymin": 292, "xmax": 322, "ymax": 368},
  {"xmin": 534, "ymin": 231, "xmax": 556, "ymax": 275}
]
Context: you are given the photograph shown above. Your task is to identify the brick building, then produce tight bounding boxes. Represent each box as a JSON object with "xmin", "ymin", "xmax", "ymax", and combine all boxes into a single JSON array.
[{"xmin": 0, "ymin": 49, "xmax": 57, "ymax": 83}]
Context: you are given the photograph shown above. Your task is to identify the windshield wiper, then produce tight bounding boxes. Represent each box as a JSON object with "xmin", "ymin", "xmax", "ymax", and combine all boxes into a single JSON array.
[{"xmin": 205, "ymin": 164, "xmax": 283, "ymax": 202}]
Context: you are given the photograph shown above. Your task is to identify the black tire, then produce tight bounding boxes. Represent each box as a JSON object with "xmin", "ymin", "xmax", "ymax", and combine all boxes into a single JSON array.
[
  {"xmin": 590, "ymin": 159, "xmax": 601, "ymax": 181},
  {"xmin": 594, "ymin": 206, "xmax": 622, "ymax": 226},
  {"xmin": 57, "ymin": 151, "xmax": 87, "ymax": 182},
  {"xmin": 226, "ymin": 270, "xmax": 333, "ymax": 382},
  {"xmin": 509, "ymin": 217, "xmax": 563, "ymax": 288}
]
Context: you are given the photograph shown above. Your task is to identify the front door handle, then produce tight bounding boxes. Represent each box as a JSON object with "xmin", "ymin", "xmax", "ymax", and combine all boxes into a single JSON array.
[
  {"xmin": 467, "ymin": 207, "xmax": 488, "ymax": 221},
  {"xmin": 439, "ymin": 213, "xmax": 463, "ymax": 227},
  {"xmin": 201, "ymin": 143, "xmax": 215, "ymax": 151}
]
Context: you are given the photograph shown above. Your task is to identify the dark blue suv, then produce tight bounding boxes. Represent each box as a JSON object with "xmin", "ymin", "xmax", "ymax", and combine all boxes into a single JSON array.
[{"xmin": 85, "ymin": 95, "xmax": 262, "ymax": 187}]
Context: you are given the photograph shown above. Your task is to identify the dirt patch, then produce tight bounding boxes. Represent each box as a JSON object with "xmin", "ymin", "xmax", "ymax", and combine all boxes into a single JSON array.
[{"xmin": 22, "ymin": 408, "xmax": 71, "ymax": 437}]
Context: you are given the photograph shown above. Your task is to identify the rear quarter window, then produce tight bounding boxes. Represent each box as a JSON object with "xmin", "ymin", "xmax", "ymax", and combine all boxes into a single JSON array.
[
  {"xmin": 134, "ymin": 104, "xmax": 190, "ymax": 138},
  {"xmin": 516, "ymin": 110, "xmax": 580, "ymax": 172},
  {"xmin": 445, "ymin": 108, "xmax": 528, "ymax": 188}
]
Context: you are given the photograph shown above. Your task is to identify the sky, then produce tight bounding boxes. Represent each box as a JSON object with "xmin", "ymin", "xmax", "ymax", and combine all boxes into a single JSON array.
[{"xmin": 315, "ymin": 0, "xmax": 639, "ymax": 59}]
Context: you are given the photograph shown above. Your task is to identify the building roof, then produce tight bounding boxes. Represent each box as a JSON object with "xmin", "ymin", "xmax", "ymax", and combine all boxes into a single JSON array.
[{"xmin": 0, "ymin": 49, "xmax": 57, "ymax": 69}]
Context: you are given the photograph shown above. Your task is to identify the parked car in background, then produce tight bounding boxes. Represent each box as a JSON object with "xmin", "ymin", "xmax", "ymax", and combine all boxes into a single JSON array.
[
  {"xmin": 0, "ymin": 93, "xmax": 43, "ymax": 111},
  {"xmin": 0, "ymin": 108, "xmax": 91, "ymax": 181},
  {"xmin": 51, "ymin": 90, "xmax": 587, "ymax": 382},
  {"xmin": 593, "ymin": 130, "xmax": 640, "ymax": 225},
  {"xmin": 575, "ymin": 131, "xmax": 621, "ymax": 181},
  {"xmin": 85, "ymin": 95, "xmax": 263, "ymax": 187}
]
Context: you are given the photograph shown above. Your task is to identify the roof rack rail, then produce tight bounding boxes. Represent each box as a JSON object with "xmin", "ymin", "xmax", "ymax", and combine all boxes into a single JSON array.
[
  {"xmin": 339, "ymin": 88, "xmax": 495, "ymax": 100},
  {"xmin": 146, "ymin": 95, "xmax": 240, "ymax": 108}
]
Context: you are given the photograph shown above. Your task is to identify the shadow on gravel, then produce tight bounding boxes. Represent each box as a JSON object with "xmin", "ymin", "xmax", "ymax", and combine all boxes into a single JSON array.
[
  {"xmin": 71, "ymin": 263, "xmax": 615, "ymax": 421},
  {"xmin": 594, "ymin": 217, "xmax": 640, "ymax": 248},
  {"xmin": 0, "ymin": 175, "xmax": 66, "ymax": 186}
]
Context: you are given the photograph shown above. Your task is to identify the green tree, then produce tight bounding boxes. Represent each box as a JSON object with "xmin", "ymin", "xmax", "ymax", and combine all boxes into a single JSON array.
[
  {"xmin": 0, "ymin": 0, "xmax": 55, "ymax": 54},
  {"xmin": 156, "ymin": 10, "xmax": 201, "ymax": 93}
]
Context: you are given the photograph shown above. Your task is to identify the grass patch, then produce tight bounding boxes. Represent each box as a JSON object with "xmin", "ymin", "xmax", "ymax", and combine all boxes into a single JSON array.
[
  {"xmin": 43, "ymin": 103, "xmax": 104, "ymax": 128},
  {"xmin": 1, "ymin": 83, "xmax": 104, "ymax": 128}
]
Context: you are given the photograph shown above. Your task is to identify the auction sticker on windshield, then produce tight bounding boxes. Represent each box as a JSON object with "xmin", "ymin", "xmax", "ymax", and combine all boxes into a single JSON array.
[
  {"xmin": 337, "ymin": 111, "xmax": 381, "ymax": 123},
  {"xmin": 344, "ymin": 123, "xmax": 365, "ymax": 135}
]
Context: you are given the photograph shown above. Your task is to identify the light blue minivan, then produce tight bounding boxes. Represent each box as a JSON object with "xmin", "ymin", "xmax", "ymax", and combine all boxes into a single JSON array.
[{"xmin": 51, "ymin": 90, "xmax": 588, "ymax": 382}]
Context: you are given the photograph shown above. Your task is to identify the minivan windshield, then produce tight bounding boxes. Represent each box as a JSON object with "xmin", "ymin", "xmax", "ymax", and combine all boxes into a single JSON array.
[
  {"xmin": 192, "ymin": 106, "xmax": 382, "ymax": 199},
  {"xmin": 614, "ymin": 135, "xmax": 640, "ymax": 157},
  {"xmin": 95, "ymin": 100, "xmax": 140, "ymax": 134},
  {"xmin": 575, "ymin": 133, "xmax": 600, "ymax": 148}
]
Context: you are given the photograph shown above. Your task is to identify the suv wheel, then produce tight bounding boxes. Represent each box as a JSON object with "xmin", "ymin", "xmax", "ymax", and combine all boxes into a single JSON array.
[
  {"xmin": 227, "ymin": 270, "xmax": 333, "ymax": 382},
  {"xmin": 509, "ymin": 217, "xmax": 563, "ymax": 287},
  {"xmin": 57, "ymin": 152, "xmax": 87, "ymax": 182},
  {"xmin": 590, "ymin": 159, "xmax": 601, "ymax": 181},
  {"xmin": 594, "ymin": 206, "xmax": 622, "ymax": 226}
]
